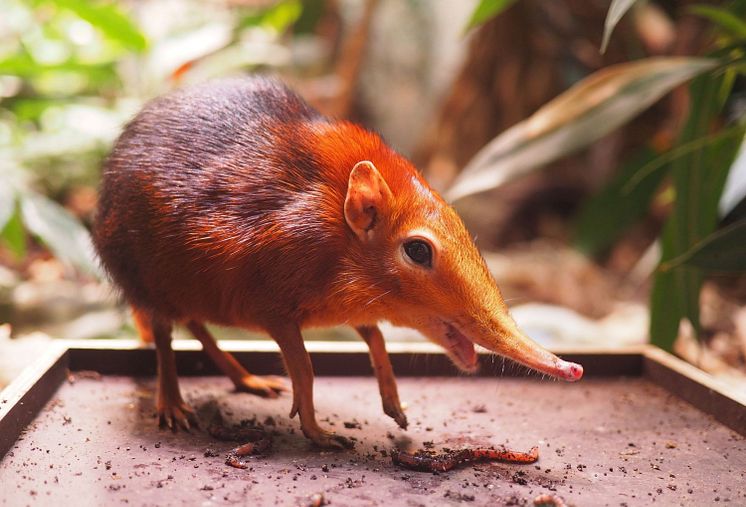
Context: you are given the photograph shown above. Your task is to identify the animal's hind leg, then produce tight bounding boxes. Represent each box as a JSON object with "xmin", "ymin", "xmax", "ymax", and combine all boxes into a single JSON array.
[
  {"xmin": 186, "ymin": 321, "xmax": 287, "ymax": 398},
  {"xmin": 132, "ymin": 307, "xmax": 196, "ymax": 430}
]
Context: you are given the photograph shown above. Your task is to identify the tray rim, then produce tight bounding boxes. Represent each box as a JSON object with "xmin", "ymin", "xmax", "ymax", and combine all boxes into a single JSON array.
[{"xmin": 1, "ymin": 341, "xmax": 744, "ymax": 461}]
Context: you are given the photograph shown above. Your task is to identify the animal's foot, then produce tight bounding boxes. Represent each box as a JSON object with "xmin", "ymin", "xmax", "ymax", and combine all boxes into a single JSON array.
[
  {"xmin": 157, "ymin": 396, "xmax": 198, "ymax": 431},
  {"xmin": 383, "ymin": 400, "xmax": 408, "ymax": 430},
  {"xmin": 303, "ymin": 427, "xmax": 354, "ymax": 450},
  {"xmin": 234, "ymin": 374, "xmax": 288, "ymax": 398}
]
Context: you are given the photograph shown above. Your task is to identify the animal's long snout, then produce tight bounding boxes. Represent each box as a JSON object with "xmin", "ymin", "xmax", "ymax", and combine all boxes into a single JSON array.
[
  {"xmin": 475, "ymin": 316, "xmax": 584, "ymax": 382},
  {"xmin": 497, "ymin": 332, "xmax": 583, "ymax": 381}
]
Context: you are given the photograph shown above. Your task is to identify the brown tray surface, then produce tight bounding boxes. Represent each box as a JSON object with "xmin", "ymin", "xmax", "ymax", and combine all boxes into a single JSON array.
[{"xmin": 2, "ymin": 374, "xmax": 744, "ymax": 506}]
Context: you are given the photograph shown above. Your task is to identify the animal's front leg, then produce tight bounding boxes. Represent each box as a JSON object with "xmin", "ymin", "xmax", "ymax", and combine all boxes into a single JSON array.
[
  {"xmin": 356, "ymin": 325, "xmax": 408, "ymax": 429},
  {"xmin": 270, "ymin": 323, "xmax": 353, "ymax": 449}
]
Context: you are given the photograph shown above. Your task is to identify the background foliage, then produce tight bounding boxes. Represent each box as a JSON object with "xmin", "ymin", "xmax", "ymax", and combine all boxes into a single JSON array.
[
  {"xmin": 458, "ymin": 0, "xmax": 746, "ymax": 350},
  {"xmin": 0, "ymin": 0, "xmax": 311, "ymax": 276}
]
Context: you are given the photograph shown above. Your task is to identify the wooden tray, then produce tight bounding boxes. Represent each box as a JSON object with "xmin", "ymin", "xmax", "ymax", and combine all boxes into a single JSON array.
[{"xmin": 1, "ymin": 340, "xmax": 745, "ymax": 506}]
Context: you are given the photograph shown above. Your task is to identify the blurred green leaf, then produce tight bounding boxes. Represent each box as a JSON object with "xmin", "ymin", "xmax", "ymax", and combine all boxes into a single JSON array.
[
  {"xmin": 1, "ymin": 206, "xmax": 27, "ymax": 260},
  {"xmin": 293, "ymin": 0, "xmax": 325, "ymax": 34},
  {"xmin": 574, "ymin": 148, "xmax": 666, "ymax": 255},
  {"xmin": 651, "ymin": 215, "xmax": 687, "ymax": 351},
  {"xmin": 661, "ymin": 219, "xmax": 746, "ymax": 272},
  {"xmin": 45, "ymin": 0, "xmax": 148, "ymax": 52},
  {"xmin": 8, "ymin": 98, "xmax": 70, "ymax": 122},
  {"xmin": 0, "ymin": 185, "xmax": 14, "ymax": 233},
  {"xmin": 0, "ymin": 53, "xmax": 116, "ymax": 84},
  {"xmin": 0, "ymin": 54, "xmax": 41, "ymax": 76},
  {"xmin": 19, "ymin": 191, "xmax": 99, "ymax": 276},
  {"xmin": 239, "ymin": 0, "xmax": 302, "ymax": 33},
  {"xmin": 622, "ymin": 124, "xmax": 746, "ymax": 195},
  {"xmin": 446, "ymin": 57, "xmax": 718, "ymax": 202},
  {"xmin": 464, "ymin": 0, "xmax": 519, "ymax": 31},
  {"xmin": 601, "ymin": 0, "xmax": 640, "ymax": 54},
  {"xmin": 650, "ymin": 72, "xmax": 741, "ymax": 350},
  {"xmin": 690, "ymin": 4, "xmax": 746, "ymax": 40}
]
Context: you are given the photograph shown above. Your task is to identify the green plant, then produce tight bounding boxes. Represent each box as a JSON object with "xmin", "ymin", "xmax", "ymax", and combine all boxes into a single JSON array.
[
  {"xmin": 453, "ymin": 0, "xmax": 746, "ymax": 350},
  {"xmin": 445, "ymin": 58, "xmax": 719, "ymax": 201},
  {"xmin": 0, "ymin": 0, "xmax": 307, "ymax": 276},
  {"xmin": 0, "ymin": 0, "xmax": 148, "ymax": 275},
  {"xmin": 464, "ymin": 0, "xmax": 519, "ymax": 31},
  {"xmin": 661, "ymin": 219, "xmax": 746, "ymax": 272},
  {"xmin": 0, "ymin": 175, "xmax": 100, "ymax": 275}
]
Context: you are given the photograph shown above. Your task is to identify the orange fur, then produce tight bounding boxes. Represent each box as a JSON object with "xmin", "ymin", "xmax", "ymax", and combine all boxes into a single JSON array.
[{"xmin": 93, "ymin": 77, "xmax": 582, "ymax": 444}]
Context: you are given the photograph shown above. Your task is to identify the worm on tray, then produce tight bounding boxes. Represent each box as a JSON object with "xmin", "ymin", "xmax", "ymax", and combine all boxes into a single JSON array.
[
  {"xmin": 391, "ymin": 446, "xmax": 539, "ymax": 472},
  {"xmin": 533, "ymin": 493, "xmax": 567, "ymax": 507},
  {"xmin": 225, "ymin": 438, "xmax": 273, "ymax": 469}
]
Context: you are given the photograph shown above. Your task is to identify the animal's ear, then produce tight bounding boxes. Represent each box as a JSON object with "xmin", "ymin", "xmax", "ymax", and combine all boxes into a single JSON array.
[{"xmin": 344, "ymin": 161, "xmax": 393, "ymax": 241}]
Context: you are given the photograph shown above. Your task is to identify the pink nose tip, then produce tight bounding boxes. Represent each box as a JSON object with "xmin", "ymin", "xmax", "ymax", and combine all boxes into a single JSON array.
[{"xmin": 559, "ymin": 360, "xmax": 583, "ymax": 382}]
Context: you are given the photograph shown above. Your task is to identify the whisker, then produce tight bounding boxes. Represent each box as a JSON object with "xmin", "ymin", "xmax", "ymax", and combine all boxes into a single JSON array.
[
  {"xmin": 364, "ymin": 289, "xmax": 392, "ymax": 308},
  {"xmin": 502, "ymin": 297, "xmax": 528, "ymax": 304}
]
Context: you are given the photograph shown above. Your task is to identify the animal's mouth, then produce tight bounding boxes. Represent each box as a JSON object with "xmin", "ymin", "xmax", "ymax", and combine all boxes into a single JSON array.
[{"xmin": 442, "ymin": 320, "xmax": 478, "ymax": 372}]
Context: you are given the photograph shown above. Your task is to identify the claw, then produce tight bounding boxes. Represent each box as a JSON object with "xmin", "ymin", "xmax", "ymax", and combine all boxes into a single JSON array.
[
  {"xmin": 313, "ymin": 433, "xmax": 355, "ymax": 450},
  {"xmin": 385, "ymin": 404, "xmax": 408, "ymax": 430},
  {"xmin": 303, "ymin": 427, "xmax": 354, "ymax": 450},
  {"xmin": 289, "ymin": 397, "xmax": 299, "ymax": 419},
  {"xmin": 157, "ymin": 397, "xmax": 197, "ymax": 432}
]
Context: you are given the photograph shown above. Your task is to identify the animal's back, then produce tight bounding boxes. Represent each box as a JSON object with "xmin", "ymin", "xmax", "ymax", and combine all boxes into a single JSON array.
[{"xmin": 93, "ymin": 77, "xmax": 340, "ymax": 325}]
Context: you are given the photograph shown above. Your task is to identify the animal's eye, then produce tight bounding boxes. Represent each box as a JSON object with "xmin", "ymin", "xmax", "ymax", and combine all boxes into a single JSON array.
[{"xmin": 403, "ymin": 239, "xmax": 432, "ymax": 267}]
